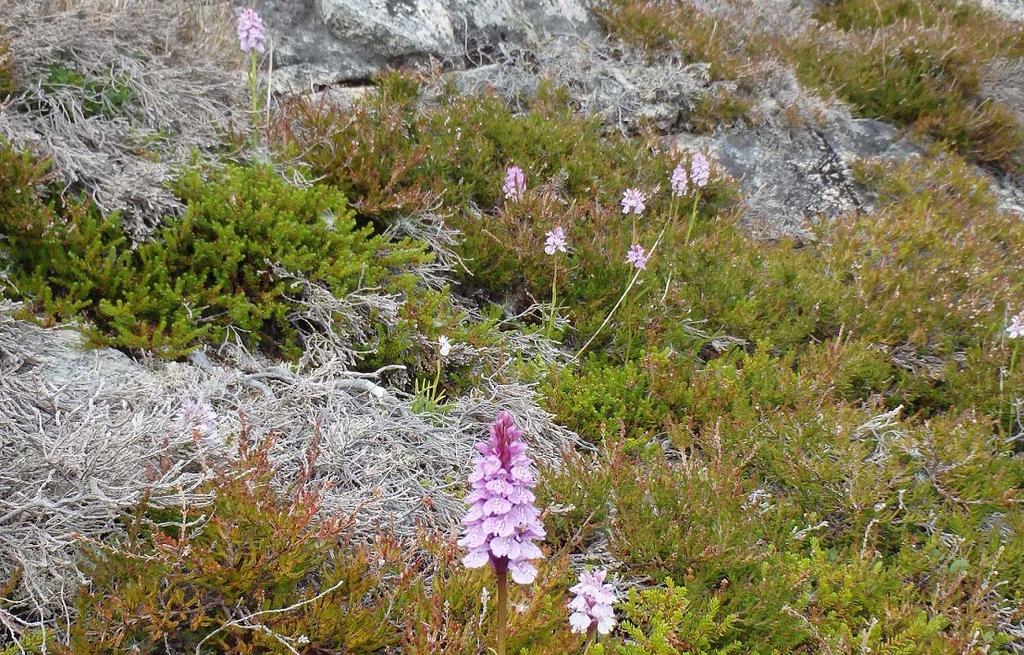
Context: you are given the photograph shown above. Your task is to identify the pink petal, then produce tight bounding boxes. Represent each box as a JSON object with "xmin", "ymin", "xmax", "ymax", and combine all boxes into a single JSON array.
[
  {"xmin": 508, "ymin": 561, "xmax": 537, "ymax": 585},
  {"xmin": 569, "ymin": 612, "xmax": 592, "ymax": 634},
  {"xmin": 462, "ymin": 549, "xmax": 490, "ymax": 569}
]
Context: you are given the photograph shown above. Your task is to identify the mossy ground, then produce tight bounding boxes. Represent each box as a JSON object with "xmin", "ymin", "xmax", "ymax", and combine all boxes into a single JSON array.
[{"xmin": 2, "ymin": 14, "xmax": 1024, "ymax": 653}]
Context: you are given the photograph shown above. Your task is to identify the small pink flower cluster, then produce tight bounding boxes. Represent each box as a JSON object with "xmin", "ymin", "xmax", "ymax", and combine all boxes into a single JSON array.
[
  {"xmin": 671, "ymin": 163, "xmax": 689, "ymax": 196},
  {"xmin": 621, "ymin": 188, "xmax": 646, "ymax": 215},
  {"xmin": 691, "ymin": 152, "xmax": 710, "ymax": 188},
  {"xmin": 626, "ymin": 243, "xmax": 648, "ymax": 270},
  {"xmin": 671, "ymin": 152, "xmax": 711, "ymax": 196},
  {"xmin": 545, "ymin": 226, "xmax": 567, "ymax": 255},
  {"xmin": 568, "ymin": 569, "xmax": 618, "ymax": 635},
  {"xmin": 237, "ymin": 8, "xmax": 268, "ymax": 53},
  {"xmin": 174, "ymin": 398, "xmax": 219, "ymax": 444},
  {"xmin": 1008, "ymin": 312, "xmax": 1024, "ymax": 339},
  {"xmin": 458, "ymin": 412, "xmax": 546, "ymax": 584},
  {"xmin": 503, "ymin": 165, "xmax": 527, "ymax": 201},
  {"xmin": 459, "ymin": 414, "xmax": 619, "ymax": 641}
]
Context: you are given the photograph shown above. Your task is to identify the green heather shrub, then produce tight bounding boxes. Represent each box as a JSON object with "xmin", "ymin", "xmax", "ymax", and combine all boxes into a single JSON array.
[
  {"xmin": 794, "ymin": 34, "xmax": 1021, "ymax": 169},
  {"xmin": 398, "ymin": 536, "xmax": 576, "ymax": 655},
  {"xmin": 0, "ymin": 150, "xmax": 431, "ymax": 359},
  {"xmin": 608, "ymin": 449, "xmax": 781, "ymax": 590},
  {"xmin": 278, "ymin": 75, "xmax": 761, "ymax": 358},
  {"xmin": 0, "ymin": 139, "xmax": 52, "ymax": 230},
  {"xmin": 536, "ymin": 448, "xmax": 615, "ymax": 548},
  {"xmin": 69, "ymin": 433, "xmax": 581, "ymax": 655},
  {"xmin": 542, "ymin": 357, "xmax": 667, "ymax": 441},
  {"xmin": 593, "ymin": 580, "xmax": 741, "ymax": 655},
  {"xmin": 559, "ymin": 395, "xmax": 1024, "ymax": 652},
  {"xmin": 828, "ymin": 156, "xmax": 1024, "ymax": 349},
  {"xmin": 815, "ymin": 0, "xmax": 977, "ymax": 30},
  {"xmin": 790, "ymin": 11, "xmax": 1024, "ymax": 170},
  {"xmin": 591, "ymin": 0, "xmax": 757, "ymax": 83},
  {"xmin": 598, "ymin": 0, "xmax": 1023, "ymax": 169},
  {"xmin": 0, "ymin": 630, "xmax": 50, "ymax": 655}
]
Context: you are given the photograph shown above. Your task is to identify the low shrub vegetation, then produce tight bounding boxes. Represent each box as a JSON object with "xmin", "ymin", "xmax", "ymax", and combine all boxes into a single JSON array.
[
  {"xmin": 0, "ymin": 143, "xmax": 434, "ymax": 360},
  {"xmin": 72, "ymin": 434, "xmax": 405, "ymax": 654},
  {"xmin": 597, "ymin": 0, "xmax": 1024, "ymax": 171},
  {"xmin": 3, "ymin": 10, "xmax": 1024, "ymax": 650}
]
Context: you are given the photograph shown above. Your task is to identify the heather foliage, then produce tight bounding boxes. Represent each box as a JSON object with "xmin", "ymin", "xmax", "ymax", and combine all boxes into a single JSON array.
[
  {"xmin": 0, "ymin": 33, "xmax": 14, "ymax": 99},
  {"xmin": 67, "ymin": 431, "xmax": 579, "ymax": 655},
  {"xmin": 71, "ymin": 433, "xmax": 405, "ymax": 654},
  {"xmin": 278, "ymin": 76, "xmax": 737, "ymax": 355},
  {"xmin": 0, "ymin": 147, "xmax": 431, "ymax": 359},
  {"xmin": 791, "ymin": 28, "xmax": 1023, "ymax": 169}
]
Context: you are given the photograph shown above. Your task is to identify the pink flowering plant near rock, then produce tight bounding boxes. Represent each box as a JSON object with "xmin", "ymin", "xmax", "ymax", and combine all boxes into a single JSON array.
[
  {"xmin": 685, "ymin": 152, "xmax": 711, "ymax": 243},
  {"xmin": 237, "ymin": 8, "xmax": 267, "ymax": 54},
  {"xmin": 577, "ymin": 154, "xmax": 713, "ymax": 358},
  {"xmin": 691, "ymin": 152, "xmax": 710, "ymax": 189},
  {"xmin": 671, "ymin": 162, "xmax": 689, "ymax": 197},
  {"xmin": 237, "ymin": 8, "xmax": 268, "ymax": 133},
  {"xmin": 459, "ymin": 411, "xmax": 545, "ymax": 655}
]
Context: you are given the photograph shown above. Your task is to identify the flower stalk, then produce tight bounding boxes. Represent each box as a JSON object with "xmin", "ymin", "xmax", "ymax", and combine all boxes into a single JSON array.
[
  {"xmin": 543, "ymin": 226, "xmax": 568, "ymax": 339},
  {"xmin": 683, "ymin": 190, "xmax": 701, "ymax": 245},
  {"xmin": 496, "ymin": 565, "xmax": 509, "ymax": 655},
  {"xmin": 547, "ymin": 259, "xmax": 559, "ymax": 340}
]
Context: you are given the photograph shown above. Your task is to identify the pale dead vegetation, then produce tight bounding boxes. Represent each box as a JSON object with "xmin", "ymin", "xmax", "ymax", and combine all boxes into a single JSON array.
[
  {"xmin": 0, "ymin": 297, "xmax": 584, "ymax": 640},
  {"xmin": 0, "ymin": 0, "xmax": 243, "ymax": 238}
]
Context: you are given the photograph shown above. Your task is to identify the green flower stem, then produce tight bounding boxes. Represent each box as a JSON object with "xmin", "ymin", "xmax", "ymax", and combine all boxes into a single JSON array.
[
  {"xmin": 546, "ymin": 259, "xmax": 559, "ymax": 340},
  {"xmin": 1008, "ymin": 340, "xmax": 1020, "ymax": 435},
  {"xmin": 684, "ymin": 190, "xmax": 701, "ymax": 245},
  {"xmin": 432, "ymin": 357, "xmax": 443, "ymax": 401},
  {"xmin": 575, "ymin": 210, "xmax": 673, "ymax": 359},
  {"xmin": 582, "ymin": 625, "xmax": 597, "ymax": 654},
  {"xmin": 496, "ymin": 567, "xmax": 508, "ymax": 655},
  {"xmin": 248, "ymin": 50, "xmax": 260, "ymax": 134}
]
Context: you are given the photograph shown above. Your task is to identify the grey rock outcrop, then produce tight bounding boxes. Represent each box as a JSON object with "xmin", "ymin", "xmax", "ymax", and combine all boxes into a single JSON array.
[
  {"xmin": 318, "ymin": 0, "xmax": 458, "ymax": 60},
  {"xmin": 258, "ymin": 0, "xmax": 595, "ymax": 91},
  {"xmin": 680, "ymin": 117, "xmax": 922, "ymax": 238}
]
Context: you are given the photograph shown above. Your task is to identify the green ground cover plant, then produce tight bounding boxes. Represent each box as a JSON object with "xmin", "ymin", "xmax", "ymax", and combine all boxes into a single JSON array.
[
  {"xmin": 288, "ymin": 69, "xmax": 1024, "ymax": 652},
  {"xmin": 0, "ymin": 142, "xmax": 433, "ymax": 360}
]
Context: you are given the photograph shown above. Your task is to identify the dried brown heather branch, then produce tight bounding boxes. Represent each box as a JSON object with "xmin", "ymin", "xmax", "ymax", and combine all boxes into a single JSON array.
[{"xmin": 0, "ymin": 0, "xmax": 244, "ymax": 238}]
